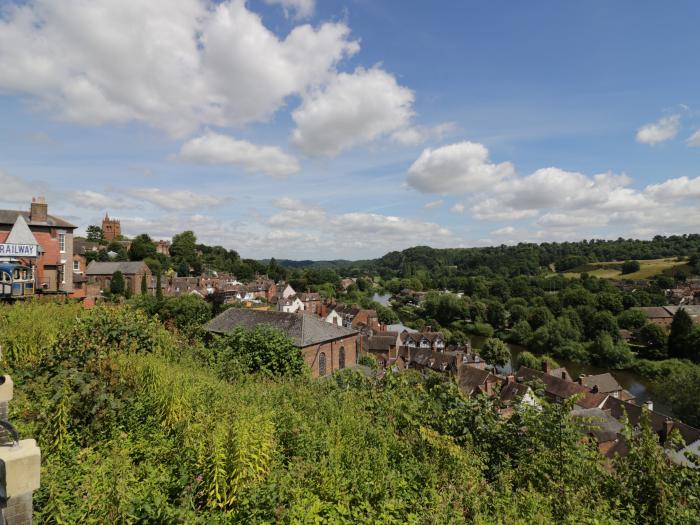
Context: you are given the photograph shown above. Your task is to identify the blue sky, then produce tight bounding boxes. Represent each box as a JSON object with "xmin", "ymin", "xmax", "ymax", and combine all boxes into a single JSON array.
[{"xmin": 1, "ymin": 0, "xmax": 699, "ymax": 259}]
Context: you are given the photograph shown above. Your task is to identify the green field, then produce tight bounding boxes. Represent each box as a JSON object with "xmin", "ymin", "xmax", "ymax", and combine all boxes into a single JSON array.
[{"xmin": 560, "ymin": 258, "xmax": 691, "ymax": 280}]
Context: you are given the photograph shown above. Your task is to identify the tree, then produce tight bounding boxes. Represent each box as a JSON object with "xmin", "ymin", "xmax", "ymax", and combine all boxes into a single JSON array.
[
  {"xmin": 486, "ymin": 302, "xmax": 507, "ymax": 330},
  {"xmin": 480, "ymin": 337, "xmax": 510, "ymax": 372},
  {"xmin": 509, "ymin": 320, "xmax": 533, "ymax": 345},
  {"xmin": 638, "ymin": 323, "xmax": 668, "ymax": 360},
  {"xmin": 110, "ymin": 271, "xmax": 125, "ymax": 296},
  {"xmin": 128, "ymin": 234, "xmax": 157, "ymax": 261},
  {"xmin": 86, "ymin": 225, "xmax": 104, "ymax": 243},
  {"xmin": 617, "ymin": 308, "xmax": 647, "ymax": 329},
  {"xmin": 177, "ymin": 260, "xmax": 190, "ymax": 277},
  {"xmin": 621, "ymin": 260, "xmax": 640, "ymax": 274},
  {"xmin": 586, "ymin": 310, "xmax": 619, "ymax": 340},
  {"xmin": 159, "ymin": 295, "xmax": 212, "ymax": 338},
  {"xmin": 590, "ymin": 333, "xmax": 633, "ymax": 369},
  {"xmin": 668, "ymin": 309, "xmax": 694, "ymax": 359},
  {"xmin": 140, "ymin": 274, "xmax": 148, "ymax": 295},
  {"xmin": 156, "ymin": 272, "xmax": 163, "ymax": 302},
  {"xmin": 514, "ymin": 350, "xmax": 540, "ymax": 370},
  {"xmin": 528, "ymin": 306, "xmax": 554, "ymax": 331}
]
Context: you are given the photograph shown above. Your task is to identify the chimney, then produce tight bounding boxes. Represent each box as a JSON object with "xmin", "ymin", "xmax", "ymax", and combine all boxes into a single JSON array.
[
  {"xmin": 664, "ymin": 418, "xmax": 674, "ymax": 440},
  {"xmin": 644, "ymin": 400, "xmax": 654, "ymax": 412},
  {"xmin": 29, "ymin": 196, "xmax": 48, "ymax": 223},
  {"xmin": 578, "ymin": 374, "xmax": 585, "ymax": 385},
  {"xmin": 591, "ymin": 385, "xmax": 599, "ymax": 393},
  {"xmin": 422, "ymin": 325, "xmax": 432, "ymax": 333},
  {"xmin": 541, "ymin": 360, "xmax": 551, "ymax": 374},
  {"xmin": 561, "ymin": 371, "xmax": 566, "ymax": 380},
  {"xmin": 506, "ymin": 374, "xmax": 515, "ymax": 384}
]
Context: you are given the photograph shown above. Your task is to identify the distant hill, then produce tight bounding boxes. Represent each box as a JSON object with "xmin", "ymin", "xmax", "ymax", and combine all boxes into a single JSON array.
[{"xmin": 259, "ymin": 259, "xmax": 354, "ymax": 270}]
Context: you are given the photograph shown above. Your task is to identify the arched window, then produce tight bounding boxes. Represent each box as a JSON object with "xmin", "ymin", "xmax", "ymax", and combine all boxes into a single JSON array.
[
  {"xmin": 319, "ymin": 352, "xmax": 327, "ymax": 376},
  {"xmin": 339, "ymin": 347, "xmax": 345, "ymax": 369}
]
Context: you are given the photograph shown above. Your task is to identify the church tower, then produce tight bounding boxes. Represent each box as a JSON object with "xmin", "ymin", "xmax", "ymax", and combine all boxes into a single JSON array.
[{"xmin": 101, "ymin": 212, "xmax": 121, "ymax": 241}]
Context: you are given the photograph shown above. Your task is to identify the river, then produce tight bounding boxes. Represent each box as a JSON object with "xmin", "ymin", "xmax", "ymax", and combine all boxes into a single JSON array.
[
  {"xmin": 372, "ymin": 293, "xmax": 392, "ymax": 307},
  {"xmin": 468, "ymin": 335, "xmax": 674, "ymax": 416}
]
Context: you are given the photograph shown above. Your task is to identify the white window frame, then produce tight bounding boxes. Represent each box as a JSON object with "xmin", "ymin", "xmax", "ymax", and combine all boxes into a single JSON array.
[
  {"xmin": 58, "ymin": 230, "xmax": 66, "ymax": 253},
  {"xmin": 73, "ymin": 260, "xmax": 80, "ymax": 272}
]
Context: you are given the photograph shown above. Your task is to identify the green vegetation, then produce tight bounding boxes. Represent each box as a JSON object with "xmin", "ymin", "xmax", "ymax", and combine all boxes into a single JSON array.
[
  {"xmin": 562, "ymin": 258, "xmax": 690, "ymax": 280},
  {"xmin": 3, "ymin": 300, "xmax": 700, "ymax": 523}
]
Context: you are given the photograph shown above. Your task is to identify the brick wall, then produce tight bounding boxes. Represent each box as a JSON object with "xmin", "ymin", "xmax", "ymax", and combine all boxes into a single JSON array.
[{"xmin": 302, "ymin": 334, "xmax": 358, "ymax": 377}]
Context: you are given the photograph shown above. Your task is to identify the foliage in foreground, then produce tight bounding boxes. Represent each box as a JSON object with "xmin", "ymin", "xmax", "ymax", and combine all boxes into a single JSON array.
[{"xmin": 2, "ymin": 301, "xmax": 700, "ymax": 524}]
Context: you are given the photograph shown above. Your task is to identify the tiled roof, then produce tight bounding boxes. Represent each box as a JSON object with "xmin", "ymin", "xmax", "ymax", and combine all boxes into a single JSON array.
[
  {"xmin": 500, "ymin": 382, "xmax": 530, "ymax": 403},
  {"xmin": 516, "ymin": 366, "xmax": 605, "ymax": 408},
  {"xmin": 580, "ymin": 373, "xmax": 622, "ymax": 394},
  {"xmin": 638, "ymin": 306, "xmax": 673, "ymax": 319},
  {"xmin": 570, "ymin": 407, "xmax": 624, "ymax": 443},
  {"xmin": 0, "ymin": 209, "xmax": 76, "ymax": 229},
  {"xmin": 86, "ymin": 261, "xmax": 149, "ymax": 275},
  {"xmin": 459, "ymin": 367, "xmax": 499, "ymax": 395},
  {"xmin": 206, "ymin": 309, "xmax": 357, "ymax": 347},
  {"xmin": 363, "ymin": 332, "xmax": 399, "ymax": 352}
]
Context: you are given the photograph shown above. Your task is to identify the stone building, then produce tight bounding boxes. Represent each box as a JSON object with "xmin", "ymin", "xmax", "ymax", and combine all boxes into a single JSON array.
[
  {"xmin": 85, "ymin": 261, "xmax": 152, "ymax": 296},
  {"xmin": 206, "ymin": 309, "xmax": 358, "ymax": 378}
]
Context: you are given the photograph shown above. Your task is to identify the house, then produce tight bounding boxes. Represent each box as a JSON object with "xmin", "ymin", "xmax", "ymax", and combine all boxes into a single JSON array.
[
  {"xmin": 601, "ymin": 396, "xmax": 700, "ymax": 466},
  {"xmin": 638, "ymin": 305, "xmax": 700, "ymax": 327},
  {"xmin": 362, "ymin": 331, "xmax": 401, "ymax": 359},
  {"xmin": 577, "ymin": 373, "xmax": 635, "ymax": 401},
  {"xmin": 458, "ymin": 367, "xmax": 502, "ymax": 398},
  {"xmin": 278, "ymin": 295, "xmax": 305, "ymax": 313},
  {"xmin": 299, "ymin": 292, "xmax": 322, "ymax": 315},
  {"xmin": 515, "ymin": 365, "xmax": 609, "ymax": 409},
  {"xmin": 277, "ymin": 282, "xmax": 296, "ymax": 300},
  {"xmin": 86, "ymin": 261, "xmax": 152, "ymax": 296},
  {"xmin": 340, "ymin": 277, "xmax": 356, "ymax": 290},
  {"xmin": 0, "ymin": 198, "xmax": 76, "ymax": 295},
  {"xmin": 206, "ymin": 309, "xmax": 358, "ymax": 378},
  {"xmin": 499, "ymin": 376, "xmax": 538, "ymax": 416},
  {"xmin": 400, "ymin": 328, "xmax": 445, "ymax": 351}
]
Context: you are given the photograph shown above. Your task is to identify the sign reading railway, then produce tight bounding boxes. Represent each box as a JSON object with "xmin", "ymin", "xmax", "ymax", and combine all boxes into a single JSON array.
[{"xmin": 0, "ymin": 244, "xmax": 38, "ymax": 258}]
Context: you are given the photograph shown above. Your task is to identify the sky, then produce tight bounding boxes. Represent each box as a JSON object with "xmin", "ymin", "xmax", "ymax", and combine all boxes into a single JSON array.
[{"xmin": 1, "ymin": 0, "xmax": 700, "ymax": 260}]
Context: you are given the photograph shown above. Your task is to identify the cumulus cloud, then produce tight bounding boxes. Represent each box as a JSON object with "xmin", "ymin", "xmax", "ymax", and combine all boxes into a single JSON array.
[
  {"xmin": 71, "ymin": 190, "xmax": 137, "ymax": 210},
  {"xmin": 644, "ymin": 176, "xmax": 700, "ymax": 201},
  {"xmin": 178, "ymin": 132, "xmax": 300, "ymax": 177},
  {"xmin": 686, "ymin": 130, "xmax": 700, "ymax": 147},
  {"xmin": 292, "ymin": 67, "xmax": 415, "ymax": 156},
  {"xmin": 0, "ymin": 0, "xmax": 358, "ymax": 137},
  {"xmin": 264, "ymin": 0, "xmax": 314, "ymax": 18},
  {"xmin": 407, "ymin": 141, "xmax": 515, "ymax": 194},
  {"xmin": 450, "ymin": 203, "xmax": 465, "ymax": 214},
  {"xmin": 132, "ymin": 188, "xmax": 227, "ymax": 210},
  {"xmin": 636, "ymin": 114, "xmax": 680, "ymax": 145}
]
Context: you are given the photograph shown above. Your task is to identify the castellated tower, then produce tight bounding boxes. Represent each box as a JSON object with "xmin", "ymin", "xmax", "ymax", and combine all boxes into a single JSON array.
[{"xmin": 101, "ymin": 212, "xmax": 121, "ymax": 241}]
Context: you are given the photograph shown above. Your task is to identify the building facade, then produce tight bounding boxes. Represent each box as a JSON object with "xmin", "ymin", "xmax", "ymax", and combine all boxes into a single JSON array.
[
  {"xmin": 0, "ymin": 198, "xmax": 76, "ymax": 294},
  {"xmin": 101, "ymin": 212, "xmax": 121, "ymax": 241}
]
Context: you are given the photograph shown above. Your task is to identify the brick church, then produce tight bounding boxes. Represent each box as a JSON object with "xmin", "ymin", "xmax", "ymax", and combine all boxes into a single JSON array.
[{"xmin": 102, "ymin": 213, "xmax": 121, "ymax": 241}]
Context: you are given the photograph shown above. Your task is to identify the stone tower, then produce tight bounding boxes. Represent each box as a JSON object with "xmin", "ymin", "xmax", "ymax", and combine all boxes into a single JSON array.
[{"xmin": 101, "ymin": 212, "xmax": 121, "ymax": 242}]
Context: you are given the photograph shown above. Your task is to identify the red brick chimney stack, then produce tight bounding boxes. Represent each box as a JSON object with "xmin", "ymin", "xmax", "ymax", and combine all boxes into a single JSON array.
[{"xmin": 29, "ymin": 196, "xmax": 48, "ymax": 223}]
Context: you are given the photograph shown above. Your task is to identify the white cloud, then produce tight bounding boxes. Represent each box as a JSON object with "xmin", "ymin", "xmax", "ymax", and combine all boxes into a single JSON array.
[
  {"xmin": 407, "ymin": 141, "xmax": 515, "ymax": 194},
  {"xmin": 0, "ymin": 0, "xmax": 358, "ymax": 137},
  {"xmin": 133, "ymin": 188, "xmax": 226, "ymax": 210},
  {"xmin": 423, "ymin": 200, "xmax": 443, "ymax": 209},
  {"xmin": 635, "ymin": 114, "xmax": 680, "ymax": 145},
  {"xmin": 450, "ymin": 203, "xmax": 465, "ymax": 214},
  {"xmin": 644, "ymin": 176, "xmax": 700, "ymax": 201},
  {"xmin": 272, "ymin": 197, "xmax": 306, "ymax": 210},
  {"xmin": 178, "ymin": 132, "xmax": 300, "ymax": 177},
  {"xmin": 491, "ymin": 226, "xmax": 515, "ymax": 236},
  {"xmin": 0, "ymin": 171, "xmax": 45, "ymax": 207},
  {"xmin": 264, "ymin": 0, "xmax": 314, "ymax": 18},
  {"xmin": 391, "ymin": 121, "xmax": 457, "ymax": 146},
  {"xmin": 71, "ymin": 190, "xmax": 137, "ymax": 210},
  {"xmin": 292, "ymin": 67, "xmax": 415, "ymax": 156},
  {"xmin": 686, "ymin": 130, "xmax": 700, "ymax": 147}
]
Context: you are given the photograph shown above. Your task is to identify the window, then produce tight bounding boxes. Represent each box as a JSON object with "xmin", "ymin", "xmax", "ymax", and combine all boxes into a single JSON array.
[
  {"xmin": 319, "ymin": 352, "xmax": 327, "ymax": 376},
  {"xmin": 73, "ymin": 260, "xmax": 80, "ymax": 272},
  {"xmin": 339, "ymin": 347, "xmax": 345, "ymax": 369},
  {"xmin": 58, "ymin": 232, "xmax": 66, "ymax": 253}
]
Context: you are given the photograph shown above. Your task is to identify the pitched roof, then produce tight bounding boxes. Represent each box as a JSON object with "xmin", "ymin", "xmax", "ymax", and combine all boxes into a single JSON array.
[
  {"xmin": 459, "ymin": 367, "xmax": 499, "ymax": 395},
  {"xmin": 601, "ymin": 396, "xmax": 700, "ymax": 447},
  {"xmin": 4, "ymin": 215, "xmax": 38, "ymax": 245},
  {"xmin": 86, "ymin": 261, "xmax": 149, "ymax": 275},
  {"xmin": 0, "ymin": 209, "xmax": 76, "ymax": 229},
  {"xmin": 206, "ymin": 309, "xmax": 357, "ymax": 347},
  {"xmin": 516, "ymin": 366, "xmax": 606, "ymax": 408},
  {"xmin": 638, "ymin": 306, "xmax": 673, "ymax": 319},
  {"xmin": 580, "ymin": 373, "xmax": 622, "ymax": 394},
  {"xmin": 570, "ymin": 407, "xmax": 624, "ymax": 443},
  {"xmin": 363, "ymin": 332, "xmax": 399, "ymax": 352},
  {"xmin": 500, "ymin": 382, "xmax": 530, "ymax": 403}
]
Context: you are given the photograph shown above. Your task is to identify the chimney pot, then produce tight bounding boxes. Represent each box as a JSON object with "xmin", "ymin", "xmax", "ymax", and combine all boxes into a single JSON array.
[
  {"xmin": 506, "ymin": 374, "xmax": 515, "ymax": 384},
  {"xmin": 578, "ymin": 374, "xmax": 585, "ymax": 385},
  {"xmin": 664, "ymin": 418, "xmax": 674, "ymax": 440},
  {"xmin": 644, "ymin": 400, "xmax": 654, "ymax": 412},
  {"xmin": 541, "ymin": 360, "xmax": 550, "ymax": 373}
]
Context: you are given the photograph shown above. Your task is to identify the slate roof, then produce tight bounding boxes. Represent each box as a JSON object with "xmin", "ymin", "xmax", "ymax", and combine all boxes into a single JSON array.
[
  {"xmin": 570, "ymin": 407, "xmax": 624, "ymax": 443},
  {"xmin": 363, "ymin": 332, "xmax": 399, "ymax": 352},
  {"xmin": 86, "ymin": 261, "xmax": 149, "ymax": 275},
  {"xmin": 401, "ymin": 331, "xmax": 444, "ymax": 344},
  {"xmin": 74, "ymin": 238, "xmax": 102, "ymax": 255},
  {"xmin": 206, "ymin": 309, "xmax": 357, "ymax": 348},
  {"xmin": 601, "ymin": 396, "xmax": 700, "ymax": 447},
  {"xmin": 500, "ymin": 382, "xmax": 530, "ymax": 403},
  {"xmin": 0, "ymin": 209, "xmax": 76, "ymax": 229},
  {"xmin": 580, "ymin": 373, "xmax": 622, "ymax": 394}
]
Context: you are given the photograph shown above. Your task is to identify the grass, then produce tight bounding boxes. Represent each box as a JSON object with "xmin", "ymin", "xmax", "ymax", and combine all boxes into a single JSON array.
[{"xmin": 560, "ymin": 258, "xmax": 691, "ymax": 280}]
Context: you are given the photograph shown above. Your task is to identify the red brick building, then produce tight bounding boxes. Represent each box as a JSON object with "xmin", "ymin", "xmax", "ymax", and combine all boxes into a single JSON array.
[
  {"xmin": 206, "ymin": 309, "xmax": 358, "ymax": 377},
  {"xmin": 0, "ymin": 198, "xmax": 76, "ymax": 294},
  {"xmin": 101, "ymin": 212, "xmax": 121, "ymax": 241}
]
